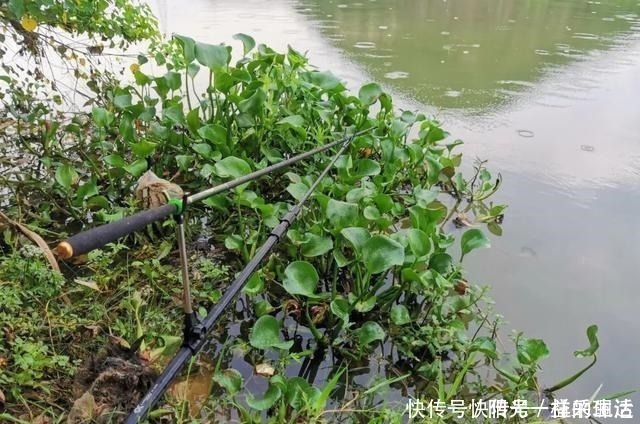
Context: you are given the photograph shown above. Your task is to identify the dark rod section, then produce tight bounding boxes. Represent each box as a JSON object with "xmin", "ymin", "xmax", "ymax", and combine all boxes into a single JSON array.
[{"xmin": 57, "ymin": 129, "xmax": 372, "ymax": 259}]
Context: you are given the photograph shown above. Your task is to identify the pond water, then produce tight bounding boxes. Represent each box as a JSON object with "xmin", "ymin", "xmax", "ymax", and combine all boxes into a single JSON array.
[{"xmin": 151, "ymin": 0, "xmax": 640, "ymax": 408}]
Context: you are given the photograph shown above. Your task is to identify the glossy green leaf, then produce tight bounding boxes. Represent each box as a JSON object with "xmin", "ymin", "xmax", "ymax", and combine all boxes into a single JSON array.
[
  {"xmin": 238, "ymin": 88, "xmax": 266, "ymax": 116},
  {"xmin": 362, "ymin": 235, "xmax": 404, "ymax": 274},
  {"xmin": 249, "ymin": 315, "xmax": 293, "ymax": 350},
  {"xmin": 163, "ymin": 105, "xmax": 184, "ymax": 125},
  {"xmin": 130, "ymin": 140, "xmax": 157, "ymax": 157},
  {"xmin": 92, "ymin": 107, "xmax": 114, "ymax": 127},
  {"xmin": 283, "ymin": 261, "xmax": 320, "ymax": 298},
  {"xmin": 460, "ymin": 229, "xmax": 491, "ymax": 260}
]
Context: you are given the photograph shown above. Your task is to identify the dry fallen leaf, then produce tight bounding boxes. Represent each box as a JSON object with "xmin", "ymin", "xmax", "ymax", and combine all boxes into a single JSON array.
[
  {"xmin": 0, "ymin": 211, "xmax": 59, "ymax": 272},
  {"xmin": 255, "ymin": 362, "xmax": 275, "ymax": 377},
  {"xmin": 74, "ymin": 278, "xmax": 100, "ymax": 292}
]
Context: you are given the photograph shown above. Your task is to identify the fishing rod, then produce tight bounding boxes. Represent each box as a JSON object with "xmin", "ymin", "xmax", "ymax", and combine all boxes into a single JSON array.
[
  {"xmin": 56, "ymin": 128, "xmax": 373, "ymax": 260},
  {"xmin": 123, "ymin": 130, "xmax": 359, "ymax": 424}
]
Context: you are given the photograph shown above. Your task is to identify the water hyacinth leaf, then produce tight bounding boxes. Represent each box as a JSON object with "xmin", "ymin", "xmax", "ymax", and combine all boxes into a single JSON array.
[
  {"xmin": 353, "ymin": 159, "xmax": 381, "ymax": 177},
  {"xmin": 104, "ymin": 154, "xmax": 125, "ymax": 168},
  {"xmin": 429, "ymin": 253, "xmax": 452, "ymax": 274},
  {"xmin": 414, "ymin": 187, "xmax": 439, "ymax": 208},
  {"xmin": 362, "ymin": 235, "xmax": 404, "ymax": 274},
  {"xmin": 194, "ymin": 41, "xmax": 229, "ymax": 70},
  {"xmin": 242, "ymin": 273, "xmax": 264, "ymax": 295},
  {"xmin": 214, "ymin": 156, "xmax": 251, "ymax": 179},
  {"xmin": 198, "ymin": 123, "xmax": 226, "ymax": 144},
  {"xmin": 224, "ymin": 234, "xmax": 243, "ymax": 250},
  {"xmin": 174, "ymin": 34, "xmax": 196, "ymax": 63},
  {"xmin": 574, "ymin": 325, "xmax": 599, "ymax": 358},
  {"xmin": 286, "ymin": 182, "xmax": 308, "ymax": 201},
  {"xmin": 55, "ymin": 164, "xmax": 78, "ymax": 190},
  {"xmin": 460, "ymin": 228, "xmax": 491, "ymax": 260},
  {"xmin": 113, "ymin": 93, "xmax": 132, "ymax": 110},
  {"xmin": 213, "ymin": 369, "xmax": 243, "ymax": 395},
  {"xmin": 246, "ymin": 384, "xmax": 282, "ymax": 411},
  {"xmin": 363, "ymin": 205, "xmax": 381, "ymax": 221},
  {"xmin": 305, "ymin": 71, "xmax": 342, "ymax": 91},
  {"xmin": 233, "ymin": 33, "xmax": 256, "ymax": 55},
  {"xmin": 358, "ymin": 82, "xmax": 383, "ymax": 105},
  {"xmin": 283, "ymin": 261, "xmax": 320, "ymax": 298},
  {"xmin": 238, "ymin": 88, "xmax": 266, "ymax": 116},
  {"xmin": 163, "ymin": 105, "xmax": 184, "ymax": 125},
  {"xmin": 358, "ymin": 321, "xmax": 386, "ymax": 345},
  {"xmin": 390, "ymin": 305, "xmax": 411, "ymax": 326},
  {"xmin": 249, "ymin": 315, "xmax": 293, "ymax": 350},
  {"xmin": 277, "ymin": 115, "xmax": 306, "ymax": 136},
  {"xmin": 285, "ymin": 377, "xmax": 318, "ymax": 410},
  {"xmin": 340, "ymin": 227, "xmax": 371, "ymax": 253},
  {"xmin": 92, "ymin": 107, "xmax": 114, "ymax": 127},
  {"xmin": 407, "ymin": 228, "xmax": 432, "ymax": 257},
  {"xmin": 517, "ymin": 338, "xmax": 550, "ymax": 365},
  {"xmin": 130, "ymin": 140, "xmax": 157, "ymax": 157},
  {"xmin": 326, "ymin": 199, "xmax": 358, "ymax": 230},
  {"xmin": 330, "ymin": 298, "xmax": 349, "ymax": 324},
  {"xmin": 301, "ymin": 234, "xmax": 333, "ymax": 257},
  {"xmin": 470, "ymin": 336, "xmax": 497, "ymax": 359},
  {"xmin": 192, "ymin": 143, "xmax": 213, "ymax": 158},
  {"xmin": 124, "ymin": 159, "xmax": 148, "ymax": 177}
]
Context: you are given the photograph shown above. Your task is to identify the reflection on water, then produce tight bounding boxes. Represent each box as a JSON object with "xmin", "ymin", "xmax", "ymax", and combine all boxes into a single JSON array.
[
  {"xmin": 297, "ymin": 0, "xmax": 640, "ymax": 111},
  {"xmin": 151, "ymin": 0, "xmax": 640, "ymax": 409}
]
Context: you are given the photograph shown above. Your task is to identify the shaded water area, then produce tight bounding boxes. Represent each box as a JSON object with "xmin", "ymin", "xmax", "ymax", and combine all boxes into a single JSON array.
[{"xmin": 151, "ymin": 0, "xmax": 640, "ymax": 411}]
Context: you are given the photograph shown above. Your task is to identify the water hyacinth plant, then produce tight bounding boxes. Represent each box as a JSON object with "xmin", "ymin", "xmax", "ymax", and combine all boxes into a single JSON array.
[{"xmin": 0, "ymin": 1, "xmax": 608, "ymax": 420}]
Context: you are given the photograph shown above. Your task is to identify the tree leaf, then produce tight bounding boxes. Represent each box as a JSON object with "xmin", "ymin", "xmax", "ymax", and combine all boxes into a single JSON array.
[
  {"xmin": 460, "ymin": 228, "xmax": 491, "ymax": 260},
  {"xmin": 358, "ymin": 321, "xmax": 386, "ymax": 345},
  {"xmin": 362, "ymin": 235, "xmax": 404, "ymax": 274},
  {"xmin": 249, "ymin": 315, "xmax": 293, "ymax": 350},
  {"xmin": 283, "ymin": 261, "xmax": 320, "ymax": 298}
]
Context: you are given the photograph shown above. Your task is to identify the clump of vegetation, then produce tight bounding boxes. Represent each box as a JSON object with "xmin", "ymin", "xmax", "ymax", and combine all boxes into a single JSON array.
[{"xmin": 0, "ymin": 1, "xmax": 606, "ymax": 423}]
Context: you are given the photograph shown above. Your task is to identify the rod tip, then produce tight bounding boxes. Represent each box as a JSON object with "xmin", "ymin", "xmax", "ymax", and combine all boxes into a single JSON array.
[{"xmin": 57, "ymin": 241, "xmax": 73, "ymax": 259}]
